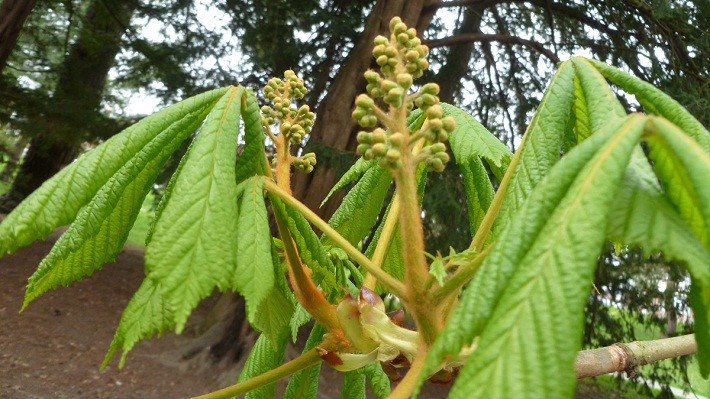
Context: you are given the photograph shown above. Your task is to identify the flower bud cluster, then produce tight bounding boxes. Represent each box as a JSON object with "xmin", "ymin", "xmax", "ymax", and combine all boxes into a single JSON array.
[
  {"xmin": 293, "ymin": 152, "xmax": 317, "ymax": 173},
  {"xmin": 260, "ymin": 70, "xmax": 315, "ymax": 145},
  {"xmin": 420, "ymin": 104, "xmax": 455, "ymax": 172},
  {"xmin": 356, "ymin": 128, "xmax": 405, "ymax": 169},
  {"xmin": 372, "ymin": 17, "xmax": 429, "ymax": 78}
]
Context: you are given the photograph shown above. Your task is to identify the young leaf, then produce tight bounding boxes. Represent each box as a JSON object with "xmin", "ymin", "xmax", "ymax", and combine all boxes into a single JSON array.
[
  {"xmin": 321, "ymin": 158, "xmax": 377, "ymax": 207},
  {"xmin": 238, "ymin": 332, "xmax": 289, "ymax": 399},
  {"xmin": 236, "ymin": 176, "xmax": 276, "ymax": 323},
  {"xmin": 569, "ymin": 57, "xmax": 626, "ymax": 138},
  {"xmin": 341, "ymin": 370, "xmax": 366, "ymax": 399},
  {"xmin": 492, "ymin": 61, "xmax": 575, "ymax": 235},
  {"xmin": 102, "ymin": 278, "xmax": 174, "ymax": 369},
  {"xmin": 362, "ymin": 361, "xmax": 391, "ymax": 398},
  {"xmin": 587, "ymin": 58, "xmax": 710, "ymax": 150},
  {"xmin": 421, "ymin": 115, "xmax": 646, "ymax": 397},
  {"xmin": 235, "ymin": 88, "xmax": 269, "ymax": 183},
  {"xmin": 283, "ymin": 324, "xmax": 326, "ymax": 399},
  {"xmin": 0, "ymin": 87, "xmax": 227, "ymax": 257},
  {"xmin": 325, "ymin": 164, "xmax": 392, "ymax": 246},
  {"xmin": 145, "ymin": 86, "xmax": 244, "ymax": 332},
  {"xmin": 252, "ymin": 285, "xmax": 293, "ymax": 348}
]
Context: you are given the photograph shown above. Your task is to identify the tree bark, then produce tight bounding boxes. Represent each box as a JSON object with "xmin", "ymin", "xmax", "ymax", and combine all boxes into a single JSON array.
[
  {"xmin": 291, "ymin": 0, "xmax": 437, "ymax": 220},
  {"xmin": 0, "ymin": 0, "xmax": 38, "ymax": 73},
  {"xmin": 0, "ymin": 0, "xmax": 138, "ymax": 213}
]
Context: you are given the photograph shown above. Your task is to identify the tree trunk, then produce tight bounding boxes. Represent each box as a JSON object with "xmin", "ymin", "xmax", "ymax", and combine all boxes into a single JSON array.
[
  {"xmin": 0, "ymin": 0, "xmax": 38, "ymax": 72},
  {"xmin": 291, "ymin": 0, "xmax": 437, "ymax": 220},
  {"xmin": 0, "ymin": 0, "xmax": 137, "ymax": 213}
]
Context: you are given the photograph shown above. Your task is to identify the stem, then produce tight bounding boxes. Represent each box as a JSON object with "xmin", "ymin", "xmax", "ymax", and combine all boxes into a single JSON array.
[
  {"xmin": 264, "ymin": 179, "xmax": 407, "ymax": 298},
  {"xmin": 469, "ymin": 127, "xmax": 529, "ymax": 251},
  {"xmin": 387, "ymin": 345, "xmax": 429, "ymax": 399},
  {"xmin": 363, "ymin": 193, "xmax": 401, "ymax": 290},
  {"xmin": 575, "ymin": 334, "xmax": 697, "ymax": 378},
  {"xmin": 272, "ymin": 201, "xmax": 341, "ymax": 332},
  {"xmin": 189, "ymin": 348, "xmax": 323, "ymax": 399}
]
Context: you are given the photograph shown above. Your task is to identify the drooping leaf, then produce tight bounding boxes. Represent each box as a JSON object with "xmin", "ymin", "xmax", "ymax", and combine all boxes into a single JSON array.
[
  {"xmin": 252, "ymin": 285, "xmax": 293, "ymax": 348},
  {"xmin": 440, "ymin": 103, "xmax": 512, "ymax": 236},
  {"xmin": 271, "ymin": 197, "xmax": 338, "ymax": 294},
  {"xmin": 492, "ymin": 61, "xmax": 576, "ymax": 235},
  {"xmin": 235, "ymin": 88, "xmax": 269, "ymax": 183},
  {"xmin": 239, "ymin": 332, "xmax": 289, "ymax": 399},
  {"xmin": 325, "ymin": 164, "xmax": 392, "ymax": 247},
  {"xmin": 421, "ymin": 115, "xmax": 646, "ymax": 397},
  {"xmin": 341, "ymin": 370, "xmax": 366, "ymax": 399},
  {"xmin": 321, "ymin": 158, "xmax": 377, "ymax": 207},
  {"xmin": 643, "ymin": 117, "xmax": 710, "ymax": 375},
  {"xmin": 0, "ymin": 87, "xmax": 227, "ymax": 257},
  {"xmin": 362, "ymin": 361, "xmax": 391, "ymax": 398},
  {"xmin": 102, "ymin": 278, "xmax": 174, "ymax": 369},
  {"xmin": 587, "ymin": 57, "xmax": 710, "ymax": 151},
  {"xmin": 145, "ymin": 86, "xmax": 244, "ymax": 332},
  {"xmin": 283, "ymin": 323, "xmax": 326, "ymax": 399},
  {"xmin": 569, "ymin": 57, "xmax": 626, "ymax": 138},
  {"xmin": 236, "ymin": 176, "xmax": 276, "ymax": 323}
]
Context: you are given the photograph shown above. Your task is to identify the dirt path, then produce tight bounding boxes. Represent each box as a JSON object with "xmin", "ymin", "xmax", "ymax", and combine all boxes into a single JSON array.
[{"xmin": 0, "ymin": 234, "xmax": 239, "ymax": 399}]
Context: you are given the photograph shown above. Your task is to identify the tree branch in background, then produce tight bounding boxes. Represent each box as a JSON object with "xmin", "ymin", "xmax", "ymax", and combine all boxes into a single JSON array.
[
  {"xmin": 575, "ymin": 334, "xmax": 697, "ymax": 379},
  {"xmin": 426, "ymin": 33, "xmax": 560, "ymax": 63}
]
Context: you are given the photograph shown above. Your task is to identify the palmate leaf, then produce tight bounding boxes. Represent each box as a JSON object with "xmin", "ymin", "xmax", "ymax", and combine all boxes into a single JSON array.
[
  {"xmin": 443, "ymin": 115, "xmax": 647, "ymax": 398},
  {"xmin": 0, "ymin": 88, "xmax": 228, "ymax": 258},
  {"xmin": 492, "ymin": 61, "xmax": 575, "ymax": 235},
  {"xmin": 441, "ymin": 103, "xmax": 512, "ymax": 235},
  {"xmin": 102, "ymin": 278, "xmax": 174, "ymax": 369},
  {"xmin": 145, "ymin": 86, "xmax": 246, "ymax": 332},
  {"xmin": 283, "ymin": 323, "xmax": 326, "ymax": 399},
  {"xmin": 236, "ymin": 176, "xmax": 276, "ymax": 323},
  {"xmin": 18, "ymin": 90, "xmax": 227, "ymax": 308}
]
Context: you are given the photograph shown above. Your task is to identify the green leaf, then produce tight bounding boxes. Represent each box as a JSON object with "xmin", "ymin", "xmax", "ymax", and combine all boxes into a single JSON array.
[
  {"xmin": 422, "ymin": 115, "xmax": 646, "ymax": 398},
  {"xmin": 239, "ymin": 332, "xmax": 289, "ymax": 399},
  {"xmin": 440, "ymin": 103, "xmax": 512, "ymax": 235},
  {"xmin": 341, "ymin": 370, "xmax": 366, "ymax": 399},
  {"xmin": 587, "ymin": 57, "xmax": 710, "ymax": 151},
  {"xmin": 0, "ymin": 87, "xmax": 227, "ymax": 257},
  {"xmin": 102, "ymin": 278, "xmax": 174, "ymax": 369},
  {"xmin": 493, "ymin": 60, "xmax": 576, "ymax": 235},
  {"xmin": 236, "ymin": 176, "xmax": 276, "ymax": 323},
  {"xmin": 252, "ymin": 285, "xmax": 293, "ymax": 348},
  {"xmin": 362, "ymin": 361, "xmax": 391, "ymax": 398},
  {"xmin": 325, "ymin": 164, "xmax": 392, "ymax": 246},
  {"xmin": 145, "ymin": 86, "xmax": 244, "ymax": 332},
  {"xmin": 283, "ymin": 324, "xmax": 326, "ymax": 399},
  {"xmin": 235, "ymin": 89, "xmax": 269, "ymax": 183},
  {"xmin": 643, "ymin": 117, "xmax": 710, "ymax": 375},
  {"xmin": 321, "ymin": 158, "xmax": 377, "ymax": 207},
  {"xmin": 271, "ymin": 197, "xmax": 338, "ymax": 294}
]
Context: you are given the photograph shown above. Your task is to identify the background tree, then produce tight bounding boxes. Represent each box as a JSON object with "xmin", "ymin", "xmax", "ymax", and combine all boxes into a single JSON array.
[{"xmin": 0, "ymin": 0, "xmax": 38, "ymax": 72}]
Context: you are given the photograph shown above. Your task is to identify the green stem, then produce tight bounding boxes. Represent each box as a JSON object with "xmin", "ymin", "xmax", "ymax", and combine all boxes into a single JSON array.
[
  {"xmin": 469, "ymin": 128, "xmax": 528, "ymax": 251},
  {"xmin": 363, "ymin": 193, "xmax": 401, "ymax": 290},
  {"xmin": 264, "ymin": 179, "xmax": 407, "ymax": 298},
  {"xmin": 189, "ymin": 348, "xmax": 322, "ymax": 399}
]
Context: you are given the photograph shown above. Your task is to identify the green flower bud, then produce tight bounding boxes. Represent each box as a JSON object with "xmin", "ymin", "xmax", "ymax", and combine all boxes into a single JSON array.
[
  {"xmin": 396, "ymin": 73, "xmax": 413, "ymax": 89},
  {"xmin": 393, "ymin": 22, "xmax": 407, "ymax": 35},
  {"xmin": 373, "ymin": 44, "xmax": 387, "ymax": 57},
  {"xmin": 374, "ymin": 35, "xmax": 388, "ymax": 46},
  {"xmin": 428, "ymin": 118, "xmax": 443, "ymax": 132},
  {"xmin": 357, "ymin": 143, "xmax": 370, "ymax": 155},
  {"xmin": 361, "ymin": 115, "xmax": 378, "ymax": 127},
  {"xmin": 372, "ymin": 143, "xmax": 388, "ymax": 156},
  {"xmin": 384, "ymin": 46, "xmax": 398, "ymax": 58},
  {"xmin": 380, "ymin": 79, "xmax": 398, "ymax": 92},
  {"xmin": 371, "ymin": 128, "xmax": 387, "ymax": 143},
  {"xmin": 352, "ymin": 107, "xmax": 367, "ymax": 121},
  {"xmin": 405, "ymin": 63, "xmax": 419, "ymax": 74},
  {"xmin": 389, "ymin": 17, "xmax": 402, "ymax": 32},
  {"xmin": 284, "ymin": 70, "xmax": 295, "ymax": 79},
  {"xmin": 434, "ymin": 152, "xmax": 450, "ymax": 163},
  {"xmin": 386, "ymin": 149, "xmax": 401, "ymax": 162},
  {"xmin": 370, "ymin": 88, "xmax": 383, "ymax": 98},
  {"xmin": 389, "ymin": 132, "xmax": 405, "ymax": 147},
  {"xmin": 437, "ymin": 131, "xmax": 449, "ymax": 142},
  {"xmin": 355, "ymin": 94, "xmax": 375, "ymax": 109},
  {"xmin": 406, "ymin": 28, "xmax": 417, "ymax": 39},
  {"xmin": 430, "ymin": 142, "xmax": 446, "ymax": 153},
  {"xmin": 426, "ymin": 105, "xmax": 444, "ymax": 119},
  {"xmin": 281, "ymin": 121, "xmax": 292, "ymax": 133},
  {"xmin": 427, "ymin": 157, "xmax": 445, "ymax": 172},
  {"xmin": 364, "ymin": 70, "xmax": 380, "ymax": 83},
  {"xmin": 405, "ymin": 50, "xmax": 419, "ymax": 62},
  {"xmin": 418, "ymin": 45, "xmax": 429, "ymax": 57},
  {"xmin": 376, "ymin": 55, "xmax": 389, "ymax": 66},
  {"xmin": 357, "ymin": 131, "xmax": 371, "ymax": 144},
  {"xmin": 387, "ymin": 57, "xmax": 398, "ymax": 67},
  {"xmin": 417, "ymin": 58, "xmax": 430, "ymax": 70},
  {"xmin": 364, "ymin": 149, "xmax": 375, "ymax": 160},
  {"xmin": 442, "ymin": 116, "xmax": 456, "ymax": 132},
  {"xmin": 408, "ymin": 37, "xmax": 422, "ymax": 48},
  {"xmin": 397, "ymin": 32, "xmax": 409, "ymax": 44},
  {"xmin": 421, "ymin": 83, "xmax": 440, "ymax": 95}
]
